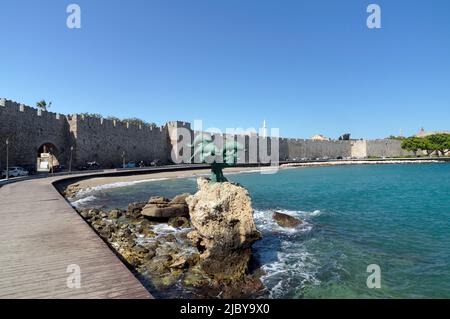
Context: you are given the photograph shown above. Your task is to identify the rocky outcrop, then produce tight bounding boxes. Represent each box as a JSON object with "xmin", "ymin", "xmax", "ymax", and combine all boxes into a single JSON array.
[
  {"xmin": 141, "ymin": 193, "xmax": 190, "ymax": 218},
  {"xmin": 77, "ymin": 184, "xmax": 264, "ymax": 298},
  {"xmin": 273, "ymin": 211, "xmax": 303, "ymax": 228},
  {"xmin": 186, "ymin": 178, "xmax": 261, "ymax": 281},
  {"xmin": 78, "ymin": 204, "xmax": 199, "ymax": 291}
]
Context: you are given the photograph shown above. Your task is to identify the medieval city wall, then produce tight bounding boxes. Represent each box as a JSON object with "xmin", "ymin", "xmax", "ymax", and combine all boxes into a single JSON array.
[
  {"xmin": 366, "ymin": 139, "xmax": 414, "ymax": 158},
  {"xmin": 71, "ymin": 115, "xmax": 172, "ymax": 167},
  {"xmin": 0, "ymin": 98, "xmax": 72, "ymax": 169},
  {"xmin": 284, "ymin": 139, "xmax": 352, "ymax": 160},
  {"xmin": 0, "ymin": 98, "xmax": 172, "ymax": 168},
  {"xmin": 0, "ymin": 97, "xmax": 413, "ymax": 169}
]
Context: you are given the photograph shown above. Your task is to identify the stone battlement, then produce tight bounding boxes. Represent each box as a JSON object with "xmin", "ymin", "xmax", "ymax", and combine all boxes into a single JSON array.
[
  {"xmin": 75, "ymin": 114, "xmax": 166, "ymax": 132},
  {"xmin": 0, "ymin": 98, "xmax": 169, "ymax": 132},
  {"xmin": 0, "ymin": 98, "xmax": 66, "ymax": 121}
]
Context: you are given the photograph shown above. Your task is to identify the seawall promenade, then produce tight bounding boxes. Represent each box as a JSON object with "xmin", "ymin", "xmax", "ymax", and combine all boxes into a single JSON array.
[{"xmin": 0, "ymin": 173, "xmax": 154, "ymax": 298}]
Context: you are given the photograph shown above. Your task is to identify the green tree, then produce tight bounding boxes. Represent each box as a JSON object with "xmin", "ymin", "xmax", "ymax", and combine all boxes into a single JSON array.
[
  {"xmin": 422, "ymin": 137, "xmax": 438, "ymax": 156},
  {"xmin": 75, "ymin": 113, "xmax": 157, "ymax": 128},
  {"xmin": 36, "ymin": 100, "xmax": 52, "ymax": 111},
  {"xmin": 388, "ymin": 135, "xmax": 405, "ymax": 140},
  {"xmin": 401, "ymin": 135, "xmax": 450, "ymax": 156},
  {"xmin": 401, "ymin": 137, "xmax": 422, "ymax": 156},
  {"xmin": 427, "ymin": 134, "xmax": 450, "ymax": 156},
  {"xmin": 79, "ymin": 112, "xmax": 102, "ymax": 118},
  {"xmin": 122, "ymin": 117, "xmax": 157, "ymax": 128}
]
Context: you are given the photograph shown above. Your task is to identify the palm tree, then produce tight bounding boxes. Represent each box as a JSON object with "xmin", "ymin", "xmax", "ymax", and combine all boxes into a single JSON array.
[{"xmin": 36, "ymin": 100, "xmax": 52, "ymax": 111}]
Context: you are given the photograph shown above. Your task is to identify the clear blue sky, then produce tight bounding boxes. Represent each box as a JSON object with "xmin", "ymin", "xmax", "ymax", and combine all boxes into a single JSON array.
[{"xmin": 1, "ymin": 0, "xmax": 449, "ymax": 139}]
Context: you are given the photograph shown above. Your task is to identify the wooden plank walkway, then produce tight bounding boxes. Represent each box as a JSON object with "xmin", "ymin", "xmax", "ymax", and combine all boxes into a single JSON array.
[{"xmin": 0, "ymin": 176, "xmax": 153, "ymax": 299}]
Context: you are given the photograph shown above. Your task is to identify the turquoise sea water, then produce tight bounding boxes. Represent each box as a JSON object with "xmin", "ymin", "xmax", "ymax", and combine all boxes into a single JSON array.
[{"xmin": 71, "ymin": 164, "xmax": 450, "ymax": 298}]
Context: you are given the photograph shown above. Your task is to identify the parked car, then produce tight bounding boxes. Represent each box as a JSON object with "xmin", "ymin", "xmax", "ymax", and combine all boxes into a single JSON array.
[
  {"xmin": 78, "ymin": 161, "xmax": 101, "ymax": 170},
  {"xmin": 52, "ymin": 164, "xmax": 66, "ymax": 172},
  {"xmin": 123, "ymin": 161, "xmax": 136, "ymax": 168},
  {"xmin": 21, "ymin": 164, "xmax": 37, "ymax": 175},
  {"xmin": 86, "ymin": 162, "xmax": 100, "ymax": 170},
  {"xmin": 1, "ymin": 167, "xmax": 29, "ymax": 178},
  {"xmin": 150, "ymin": 159, "xmax": 161, "ymax": 167}
]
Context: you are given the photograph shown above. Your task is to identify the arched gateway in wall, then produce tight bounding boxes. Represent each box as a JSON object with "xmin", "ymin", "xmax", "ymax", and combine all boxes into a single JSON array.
[{"xmin": 36, "ymin": 142, "xmax": 60, "ymax": 172}]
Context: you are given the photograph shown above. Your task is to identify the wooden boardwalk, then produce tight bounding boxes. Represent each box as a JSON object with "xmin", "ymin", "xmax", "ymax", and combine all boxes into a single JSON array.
[{"xmin": 0, "ymin": 176, "xmax": 152, "ymax": 299}]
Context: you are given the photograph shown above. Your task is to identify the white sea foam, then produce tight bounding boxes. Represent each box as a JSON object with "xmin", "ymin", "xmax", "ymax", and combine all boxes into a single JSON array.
[
  {"xmin": 272, "ymin": 208, "xmax": 323, "ymax": 219},
  {"xmin": 75, "ymin": 177, "xmax": 170, "ymax": 198},
  {"xmin": 253, "ymin": 209, "xmax": 320, "ymax": 234},
  {"xmin": 259, "ymin": 241, "xmax": 320, "ymax": 298},
  {"xmin": 136, "ymin": 222, "xmax": 196, "ymax": 255},
  {"xmin": 151, "ymin": 223, "xmax": 178, "ymax": 234},
  {"xmin": 151, "ymin": 223, "xmax": 193, "ymax": 241},
  {"xmin": 70, "ymin": 195, "xmax": 97, "ymax": 208},
  {"xmin": 254, "ymin": 208, "xmax": 322, "ymax": 298}
]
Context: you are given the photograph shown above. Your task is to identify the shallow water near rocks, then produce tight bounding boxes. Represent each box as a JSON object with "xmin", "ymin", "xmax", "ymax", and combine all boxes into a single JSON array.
[{"xmin": 70, "ymin": 164, "xmax": 450, "ymax": 298}]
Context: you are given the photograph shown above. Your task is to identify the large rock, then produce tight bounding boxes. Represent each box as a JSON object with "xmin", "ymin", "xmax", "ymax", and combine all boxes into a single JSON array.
[
  {"xmin": 126, "ymin": 202, "xmax": 146, "ymax": 218},
  {"xmin": 141, "ymin": 194, "xmax": 190, "ymax": 218},
  {"xmin": 273, "ymin": 211, "xmax": 303, "ymax": 228},
  {"xmin": 186, "ymin": 178, "xmax": 261, "ymax": 281},
  {"xmin": 171, "ymin": 193, "xmax": 191, "ymax": 204}
]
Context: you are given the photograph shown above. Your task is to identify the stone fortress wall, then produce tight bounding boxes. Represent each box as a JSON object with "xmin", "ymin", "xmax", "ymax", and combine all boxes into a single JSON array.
[
  {"xmin": 0, "ymin": 98, "xmax": 73, "ymax": 169},
  {"xmin": 366, "ymin": 139, "xmax": 413, "ymax": 158},
  {"xmin": 279, "ymin": 138, "xmax": 353, "ymax": 160},
  {"xmin": 0, "ymin": 98, "xmax": 173, "ymax": 169},
  {"xmin": 71, "ymin": 114, "xmax": 172, "ymax": 168},
  {"xmin": 0, "ymin": 97, "xmax": 413, "ymax": 169}
]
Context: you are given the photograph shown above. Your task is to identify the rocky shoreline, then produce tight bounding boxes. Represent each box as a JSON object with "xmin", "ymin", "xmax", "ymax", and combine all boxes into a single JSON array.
[{"xmin": 74, "ymin": 178, "xmax": 271, "ymax": 298}]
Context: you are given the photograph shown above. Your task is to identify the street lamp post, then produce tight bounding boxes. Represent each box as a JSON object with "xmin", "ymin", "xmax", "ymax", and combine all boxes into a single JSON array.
[
  {"xmin": 122, "ymin": 151, "xmax": 126, "ymax": 168},
  {"xmin": 5, "ymin": 138, "xmax": 9, "ymax": 180},
  {"xmin": 50, "ymin": 152, "xmax": 54, "ymax": 175},
  {"xmin": 69, "ymin": 146, "xmax": 74, "ymax": 173}
]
